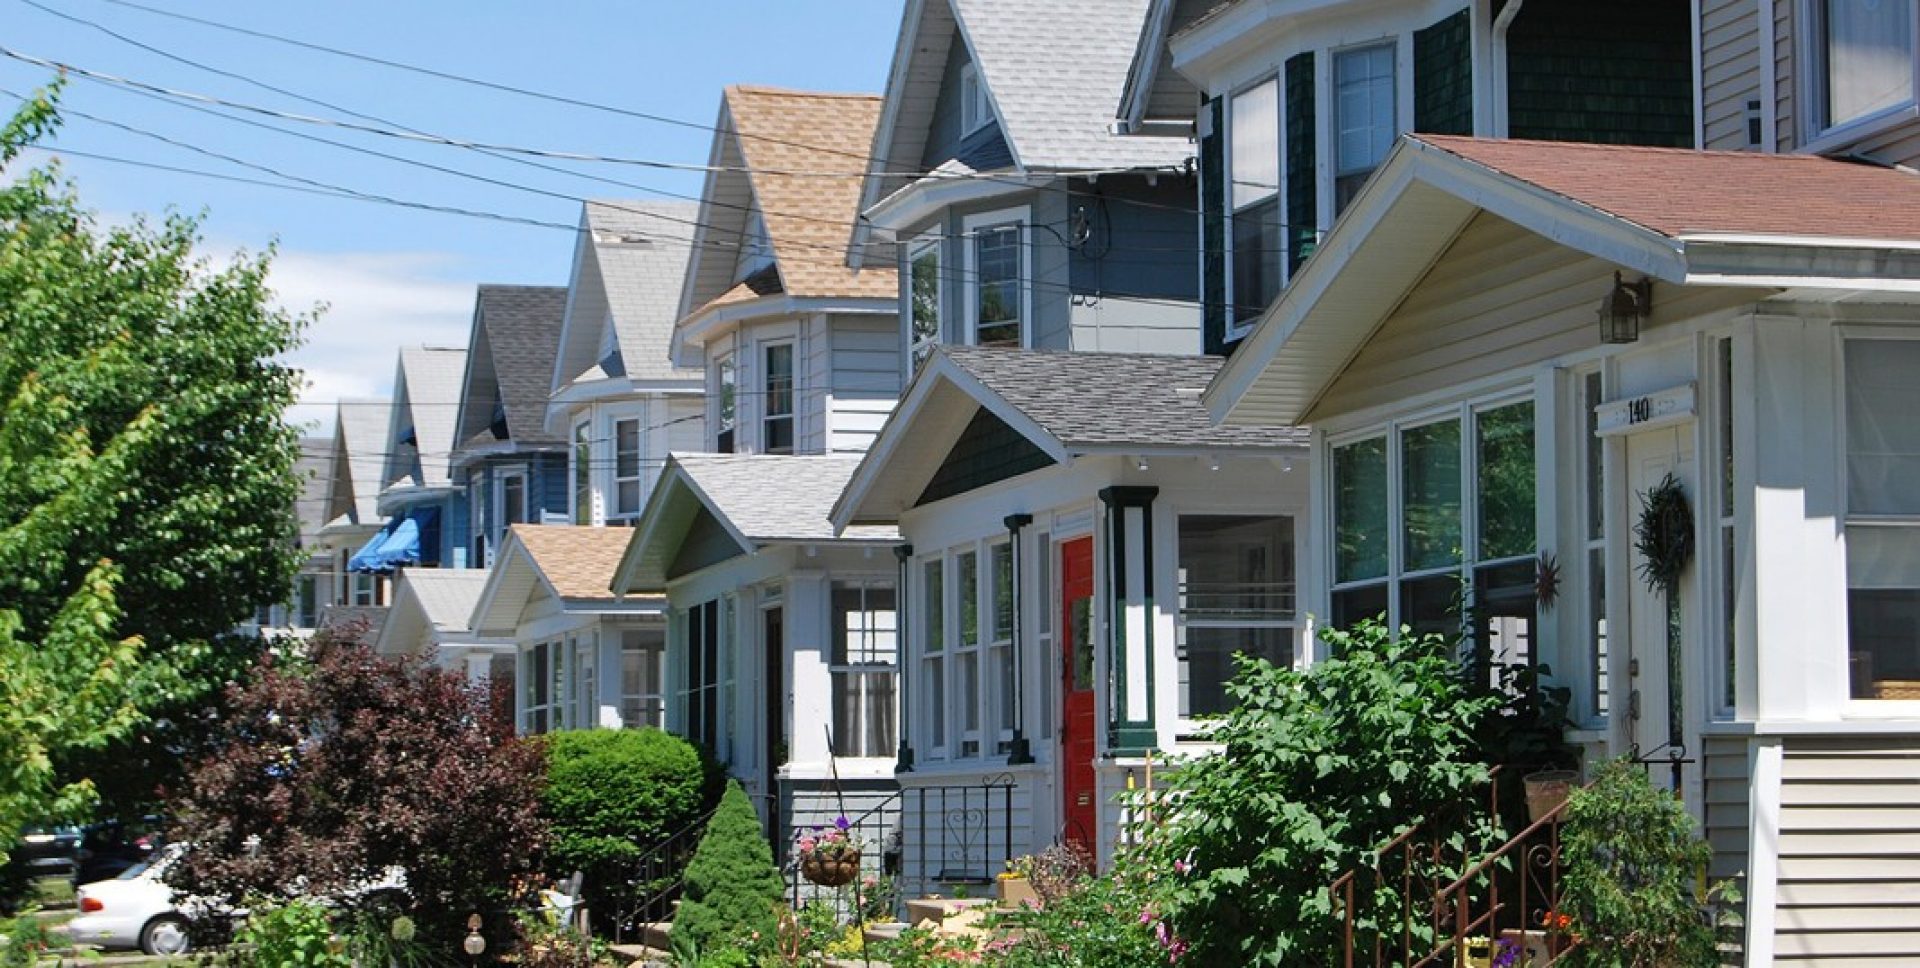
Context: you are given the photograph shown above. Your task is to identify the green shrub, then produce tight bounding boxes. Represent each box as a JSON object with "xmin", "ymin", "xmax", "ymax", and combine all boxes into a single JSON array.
[
  {"xmin": 671, "ymin": 782, "xmax": 782, "ymax": 955},
  {"xmin": 542, "ymin": 728, "xmax": 712, "ymax": 922},
  {"xmin": 990, "ymin": 872, "xmax": 1166, "ymax": 967},
  {"xmin": 1132, "ymin": 618, "xmax": 1499, "ymax": 965},
  {"xmin": 1562, "ymin": 759, "xmax": 1739, "ymax": 967},
  {"xmin": 237, "ymin": 899, "xmax": 351, "ymax": 968}
]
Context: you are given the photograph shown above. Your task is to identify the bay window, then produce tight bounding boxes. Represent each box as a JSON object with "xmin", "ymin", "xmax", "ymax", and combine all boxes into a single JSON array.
[
  {"xmin": 763, "ymin": 343, "xmax": 794, "ymax": 454},
  {"xmin": 1229, "ymin": 78, "xmax": 1281, "ymax": 334},
  {"xmin": 1333, "ymin": 43, "xmax": 1397, "ymax": 214},
  {"xmin": 831, "ymin": 582, "xmax": 898, "ymax": 758},
  {"xmin": 1811, "ymin": 0, "xmax": 1917, "ymax": 135},
  {"xmin": 1177, "ymin": 515, "xmax": 1296, "ymax": 724},
  {"xmin": 1843, "ymin": 337, "xmax": 1920, "ymax": 699},
  {"xmin": 614, "ymin": 417, "xmax": 643, "ymax": 520},
  {"xmin": 909, "ymin": 238, "xmax": 942, "ymax": 372}
]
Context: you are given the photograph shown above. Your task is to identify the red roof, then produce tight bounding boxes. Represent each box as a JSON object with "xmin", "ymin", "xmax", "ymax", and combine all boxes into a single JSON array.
[{"xmin": 1413, "ymin": 134, "xmax": 1920, "ymax": 244}]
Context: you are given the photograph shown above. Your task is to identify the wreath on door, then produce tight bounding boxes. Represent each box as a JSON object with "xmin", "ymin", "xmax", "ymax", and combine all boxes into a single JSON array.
[{"xmin": 1633, "ymin": 473, "xmax": 1694, "ymax": 595}]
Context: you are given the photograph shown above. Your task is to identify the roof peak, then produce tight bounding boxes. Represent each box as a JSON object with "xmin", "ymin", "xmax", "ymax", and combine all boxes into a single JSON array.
[{"xmin": 726, "ymin": 84, "xmax": 882, "ymax": 101}]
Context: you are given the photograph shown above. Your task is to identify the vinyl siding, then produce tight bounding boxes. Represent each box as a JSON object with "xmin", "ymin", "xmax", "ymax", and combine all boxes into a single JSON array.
[
  {"xmin": 826, "ymin": 313, "xmax": 901, "ymax": 454},
  {"xmin": 801, "ymin": 314, "xmax": 830, "ymax": 456},
  {"xmin": 1309, "ymin": 213, "xmax": 1756, "ymax": 422},
  {"xmin": 1775, "ymin": 0, "xmax": 1796, "ymax": 152},
  {"xmin": 1774, "ymin": 736, "xmax": 1920, "ymax": 964},
  {"xmin": 1703, "ymin": 735, "xmax": 1750, "ymax": 964},
  {"xmin": 895, "ymin": 774, "xmax": 1039, "ymax": 893},
  {"xmin": 1700, "ymin": 0, "xmax": 1764, "ymax": 150}
]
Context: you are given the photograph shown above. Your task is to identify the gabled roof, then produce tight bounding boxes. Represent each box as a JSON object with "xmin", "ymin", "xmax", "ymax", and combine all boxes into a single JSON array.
[
  {"xmin": 384, "ymin": 346, "xmax": 467, "ymax": 490},
  {"xmin": 679, "ymin": 87, "xmax": 895, "ymax": 324},
  {"xmin": 616, "ymin": 454, "xmax": 900, "ymax": 593},
  {"xmin": 328, "ymin": 398, "xmax": 392, "ymax": 527},
  {"xmin": 1116, "ymin": 0, "xmax": 1216, "ymax": 132},
  {"xmin": 551, "ymin": 201, "xmax": 701, "ymax": 393},
  {"xmin": 453, "ymin": 285, "xmax": 569, "ymax": 457},
  {"xmin": 294, "ymin": 434, "xmax": 334, "ymax": 544},
  {"xmin": 1206, "ymin": 134, "xmax": 1920, "ymax": 427},
  {"xmin": 374, "ymin": 568, "xmax": 496, "ymax": 657},
  {"xmin": 833, "ymin": 345, "xmax": 1305, "ymax": 527},
  {"xmin": 471, "ymin": 524, "xmax": 663, "ymax": 636}
]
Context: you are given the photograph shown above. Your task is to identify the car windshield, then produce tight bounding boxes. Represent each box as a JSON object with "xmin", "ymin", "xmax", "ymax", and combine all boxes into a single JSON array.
[{"xmin": 116, "ymin": 857, "xmax": 155, "ymax": 880}]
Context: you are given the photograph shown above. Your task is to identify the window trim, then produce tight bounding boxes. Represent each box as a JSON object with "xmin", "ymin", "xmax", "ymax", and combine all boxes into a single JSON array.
[
  {"xmin": 1225, "ymin": 74, "xmax": 1282, "ymax": 342},
  {"xmin": 1328, "ymin": 39, "xmax": 1401, "ymax": 217},
  {"xmin": 959, "ymin": 62, "xmax": 992, "ymax": 134},
  {"xmin": 620, "ymin": 628, "xmax": 667, "ymax": 730},
  {"xmin": 1798, "ymin": 0, "xmax": 1920, "ymax": 149},
  {"xmin": 492, "ymin": 464, "xmax": 530, "ymax": 553},
  {"xmin": 829, "ymin": 580, "xmax": 900, "ymax": 760},
  {"xmin": 714, "ymin": 352, "xmax": 737, "ymax": 453},
  {"xmin": 1173, "ymin": 512, "xmax": 1299, "ymax": 737},
  {"xmin": 611, "ymin": 415, "xmax": 644, "ymax": 521},
  {"xmin": 961, "ymin": 206, "xmax": 1032, "ymax": 350},
  {"xmin": 1836, "ymin": 326, "xmax": 1920, "ymax": 708},
  {"xmin": 571, "ymin": 419, "xmax": 593, "ymax": 526}
]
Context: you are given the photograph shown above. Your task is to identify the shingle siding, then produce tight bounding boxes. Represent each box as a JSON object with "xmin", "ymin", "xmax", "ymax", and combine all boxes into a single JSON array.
[
  {"xmin": 1505, "ymin": 0, "xmax": 1693, "ymax": 148},
  {"xmin": 1414, "ymin": 8, "xmax": 1474, "ymax": 137},
  {"xmin": 917, "ymin": 406, "xmax": 1056, "ymax": 506}
]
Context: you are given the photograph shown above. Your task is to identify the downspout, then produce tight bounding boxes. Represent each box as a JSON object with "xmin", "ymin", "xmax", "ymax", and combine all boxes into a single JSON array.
[{"xmin": 1492, "ymin": 0, "xmax": 1526, "ymax": 138}]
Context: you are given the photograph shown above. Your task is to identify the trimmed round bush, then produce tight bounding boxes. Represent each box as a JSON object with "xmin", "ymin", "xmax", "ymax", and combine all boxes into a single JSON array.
[{"xmin": 542, "ymin": 728, "xmax": 711, "ymax": 923}]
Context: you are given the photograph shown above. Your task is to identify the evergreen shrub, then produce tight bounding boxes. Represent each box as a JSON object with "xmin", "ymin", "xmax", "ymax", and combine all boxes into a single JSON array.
[{"xmin": 671, "ymin": 782, "xmax": 782, "ymax": 955}]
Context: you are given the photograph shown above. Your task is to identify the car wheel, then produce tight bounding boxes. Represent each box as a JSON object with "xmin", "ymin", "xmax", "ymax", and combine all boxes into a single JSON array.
[{"xmin": 140, "ymin": 914, "xmax": 192, "ymax": 956}]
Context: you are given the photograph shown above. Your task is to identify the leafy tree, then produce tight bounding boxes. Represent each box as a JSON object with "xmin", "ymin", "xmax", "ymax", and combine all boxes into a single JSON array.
[
  {"xmin": 672, "ymin": 781, "xmax": 782, "ymax": 955},
  {"xmin": 167, "ymin": 626, "xmax": 549, "ymax": 948},
  {"xmin": 0, "ymin": 83, "xmax": 306, "ymax": 829},
  {"xmin": 1133, "ymin": 619, "xmax": 1499, "ymax": 965}
]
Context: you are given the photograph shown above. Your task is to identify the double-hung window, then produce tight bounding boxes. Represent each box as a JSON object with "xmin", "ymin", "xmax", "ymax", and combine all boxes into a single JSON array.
[
  {"xmin": 988, "ymin": 542, "xmax": 1016, "ymax": 754},
  {"xmin": 613, "ymin": 417, "xmax": 643, "ymax": 520},
  {"xmin": 954, "ymin": 549, "xmax": 983, "ymax": 757},
  {"xmin": 1579, "ymin": 370, "xmax": 1611, "ymax": 724},
  {"xmin": 1229, "ymin": 78, "xmax": 1281, "ymax": 334},
  {"xmin": 1810, "ymin": 0, "xmax": 1917, "ymax": 136},
  {"xmin": 908, "ymin": 237, "xmax": 942, "ymax": 372},
  {"xmin": 763, "ymin": 343, "xmax": 794, "ymax": 454},
  {"xmin": 523, "ymin": 640, "xmax": 566, "ymax": 735},
  {"xmin": 571, "ymin": 421, "xmax": 593, "ymax": 525},
  {"xmin": 921, "ymin": 560, "xmax": 947, "ymax": 757},
  {"xmin": 831, "ymin": 582, "xmax": 899, "ymax": 758},
  {"xmin": 1176, "ymin": 515, "xmax": 1296, "ymax": 725},
  {"xmin": 1843, "ymin": 337, "xmax": 1920, "ymax": 699},
  {"xmin": 965, "ymin": 209, "xmax": 1025, "ymax": 348},
  {"xmin": 1333, "ymin": 43, "xmax": 1397, "ymax": 214},
  {"xmin": 621, "ymin": 629, "xmax": 666, "ymax": 729},
  {"xmin": 716, "ymin": 354, "xmax": 737, "ymax": 453},
  {"xmin": 495, "ymin": 467, "xmax": 527, "ymax": 552}
]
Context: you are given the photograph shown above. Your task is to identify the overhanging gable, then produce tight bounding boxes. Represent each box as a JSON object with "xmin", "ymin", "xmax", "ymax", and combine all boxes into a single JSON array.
[
  {"xmin": 917, "ymin": 406, "xmax": 1055, "ymax": 505},
  {"xmin": 669, "ymin": 508, "xmax": 750, "ymax": 580},
  {"xmin": 615, "ymin": 462, "xmax": 755, "ymax": 593}
]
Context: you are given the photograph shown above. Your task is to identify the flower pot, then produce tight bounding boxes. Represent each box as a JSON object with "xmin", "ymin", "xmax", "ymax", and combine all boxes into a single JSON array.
[
  {"xmin": 801, "ymin": 851, "xmax": 861, "ymax": 887},
  {"xmin": 1523, "ymin": 770, "xmax": 1577, "ymax": 824},
  {"xmin": 1498, "ymin": 928, "xmax": 1551, "ymax": 967},
  {"xmin": 995, "ymin": 876, "xmax": 1038, "ymax": 908}
]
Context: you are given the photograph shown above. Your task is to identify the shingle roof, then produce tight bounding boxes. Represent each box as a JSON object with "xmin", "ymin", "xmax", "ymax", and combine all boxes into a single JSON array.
[
  {"xmin": 335, "ymin": 399, "xmax": 392, "ymax": 524},
  {"xmin": 294, "ymin": 435, "xmax": 333, "ymax": 542},
  {"xmin": 462, "ymin": 285, "xmax": 569, "ymax": 449},
  {"xmin": 393, "ymin": 346, "xmax": 467, "ymax": 486},
  {"xmin": 675, "ymin": 455, "xmax": 899, "ymax": 543},
  {"xmin": 942, "ymin": 345, "xmax": 1307, "ymax": 449},
  {"xmin": 1414, "ymin": 134, "xmax": 1920, "ymax": 243},
  {"xmin": 509, "ymin": 524, "xmax": 637, "ymax": 601},
  {"xmin": 720, "ymin": 86, "xmax": 897, "ymax": 302},
  {"xmin": 579, "ymin": 201, "xmax": 701, "ymax": 382},
  {"xmin": 953, "ymin": 0, "xmax": 1192, "ymax": 171},
  {"xmin": 398, "ymin": 568, "xmax": 491, "ymax": 633}
]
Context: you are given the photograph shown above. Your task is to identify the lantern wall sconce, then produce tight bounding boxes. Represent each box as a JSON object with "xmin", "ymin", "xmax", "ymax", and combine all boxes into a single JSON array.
[{"xmin": 1598, "ymin": 271, "xmax": 1652, "ymax": 344}]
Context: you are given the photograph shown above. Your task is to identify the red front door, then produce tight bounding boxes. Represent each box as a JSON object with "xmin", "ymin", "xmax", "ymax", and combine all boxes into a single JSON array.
[{"xmin": 1059, "ymin": 536, "xmax": 1097, "ymax": 851}]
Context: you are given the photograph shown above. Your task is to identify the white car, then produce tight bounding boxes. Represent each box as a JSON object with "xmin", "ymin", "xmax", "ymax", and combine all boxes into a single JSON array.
[{"xmin": 65, "ymin": 847, "xmax": 213, "ymax": 955}]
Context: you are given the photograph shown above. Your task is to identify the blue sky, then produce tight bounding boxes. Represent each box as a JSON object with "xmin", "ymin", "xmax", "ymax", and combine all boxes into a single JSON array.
[{"xmin": 0, "ymin": 0, "xmax": 902, "ymax": 429}]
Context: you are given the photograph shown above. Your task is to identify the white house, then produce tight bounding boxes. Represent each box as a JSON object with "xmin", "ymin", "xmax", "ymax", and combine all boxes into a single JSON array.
[
  {"xmin": 374, "ymin": 568, "xmax": 510, "ymax": 683},
  {"xmin": 1205, "ymin": 131, "xmax": 1920, "ymax": 965}
]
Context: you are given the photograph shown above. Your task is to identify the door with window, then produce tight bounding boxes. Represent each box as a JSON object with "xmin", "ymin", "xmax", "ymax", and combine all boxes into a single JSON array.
[
  {"xmin": 1059, "ymin": 537, "xmax": 1096, "ymax": 851},
  {"xmin": 1624, "ymin": 424, "xmax": 1700, "ymax": 803}
]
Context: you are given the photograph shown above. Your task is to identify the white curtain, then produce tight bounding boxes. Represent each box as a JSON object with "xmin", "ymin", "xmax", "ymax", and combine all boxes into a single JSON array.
[{"xmin": 1230, "ymin": 78, "xmax": 1279, "ymax": 210}]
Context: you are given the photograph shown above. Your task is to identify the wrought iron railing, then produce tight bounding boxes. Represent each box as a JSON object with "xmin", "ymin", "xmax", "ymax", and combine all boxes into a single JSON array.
[
  {"xmin": 782, "ymin": 775, "xmax": 1017, "ymax": 916},
  {"xmin": 612, "ymin": 804, "xmax": 720, "ymax": 942}
]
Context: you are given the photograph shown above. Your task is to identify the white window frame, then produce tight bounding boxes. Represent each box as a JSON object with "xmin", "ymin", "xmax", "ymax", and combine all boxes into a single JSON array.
[
  {"xmin": 522, "ymin": 638, "xmax": 567, "ymax": 735},
  {"xmin": 986, "ymin": 540, "xmax": 1016, "ymax": 756},
  {"xmin": 1836, "ymin": 327, "xmax": 1920, "ymax": 710},
  {"xmin": 574, "ymin": 630, "xmax": 598, "ymax": 728},
  {"xmin": 714, "ymin": 351, "xmax": 738, "ymax": 453},
  {"xmin": 611, "ymin": 415, "xmax": 645, "ymax": 521},
  {"xmin": 1173, "ymin": 513, "xmax": 1298, "ymax": 737},
  {"xmin": 907, "ymin": 232, "xmax": 944, "ymax": 372},
  {"xmin": 830, "ymin": 580, "xmax": 899, "ymax": 759},
  {"xmin": 1798, "ymin": 0, "xmax": 1920, "ymax": 151},
  {"xmin": 1329, "ymin": 40, "xmax": 1401, "ymax": 217},
  {"xmin": 571, "ymin": 419, "xmax": 593, "ymax": 526},
  {"xmin": 1226, "ymin": 75, "xmax": 1282, "ymax": 342},
  {"xmin": 620, "ymin": 628, "xmax": 667, "ymax": 729},
  {"xmin": 760, "ymin": 339, "xmax": 796, "ymax": 455},
  {"xmin": 919, "ymin": 557, "xmax": 949, "ymax": 761},
  {"xmin": 1574, "ymin": 366, "xmax": 1612, "ymax": 728},
  {"xmin": 961, "ymin": 206, "xmax": 1031, "ymax": 350},
  {"xmin": 959, "ymin": 62, "xmax": 992, "ymax": 133}
]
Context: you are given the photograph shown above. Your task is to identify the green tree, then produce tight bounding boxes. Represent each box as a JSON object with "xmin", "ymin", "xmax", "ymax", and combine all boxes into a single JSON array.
[
  {"xmin": 672, "ymin": 782, "xmax": 782, "ymax": 954},
  {"xmin": 0, "ymin": 85, "xmax": 305, "ymax": 843}
]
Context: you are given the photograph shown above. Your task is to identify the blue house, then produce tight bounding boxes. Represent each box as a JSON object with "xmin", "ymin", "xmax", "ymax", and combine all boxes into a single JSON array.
[{"xmin": 349, "ymin": 346, "xmax": 471, "ymax": 574}]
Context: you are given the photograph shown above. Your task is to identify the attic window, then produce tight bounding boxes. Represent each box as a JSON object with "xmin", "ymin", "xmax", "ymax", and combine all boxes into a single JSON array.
[{"xmin": 960, "ymin": 63, "xmax": 991, "ymax": 133}]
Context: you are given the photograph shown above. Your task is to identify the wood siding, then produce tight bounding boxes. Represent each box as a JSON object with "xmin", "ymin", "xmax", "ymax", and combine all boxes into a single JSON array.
[
  {"xmin": 1701, "ymin": 0, "xmax": 1764, "ymax": 150},
  {"xmin": 1310, "ymin": 213, "xmax": 1754, "ymax": 421},
  {"xmin": 1774, "ymin": 736, "xmax": 1920, "ymax": 964}
]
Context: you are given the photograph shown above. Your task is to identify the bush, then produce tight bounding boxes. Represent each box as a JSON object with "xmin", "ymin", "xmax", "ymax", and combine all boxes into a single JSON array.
[
  {"xmin": 991, "ymin": 871, "xmax": 1167, "ymax": 967},
  {"xmin": 542, "ymin": 728, "xmax": 713, "ymax": 925},
  {"xmin": 1132, "ymin": 619, "xmax": 1499, "ymax": 965},
  {"xmin": 235, "ymin": 899, "xmax": 351, "ymax": 968},
  {"xmin": 671, "ymin": 782, "xmax": 782, "ymax": 956},
  {"xmin": 1562, "ymin": 759, "xmax": 1738, "ymax": 967}
]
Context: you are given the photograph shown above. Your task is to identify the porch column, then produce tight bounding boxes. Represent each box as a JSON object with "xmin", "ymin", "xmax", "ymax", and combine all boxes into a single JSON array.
[
  {"xmin": 1004, "ymin": 513, "xmax": 1034, "ymax": 765},
  {"xmin": 1100, "ymin": 486, "xmax": 1159, "ymax": 755},
  {"xmin": 894, "ymin": 543, "xmax": 915, "ymax": 773}
]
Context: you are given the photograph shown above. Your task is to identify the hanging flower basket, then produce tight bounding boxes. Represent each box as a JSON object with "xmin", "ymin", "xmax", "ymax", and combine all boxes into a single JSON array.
[{"xmin": 801, "ymin": 851, "xmax": 861, "ymax": 887}]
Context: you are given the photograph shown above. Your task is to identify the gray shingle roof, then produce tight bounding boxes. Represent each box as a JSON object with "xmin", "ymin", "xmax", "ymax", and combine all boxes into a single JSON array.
[
  {"xmin": 941, "ymin": 345, "xmax": 1307, "ymax": 450},
  {"xmin": 577, "ymin": 201, "xmax": 701, "ymax": 384},
  {"xmin": 294, "ymin": 435, "xmax": 334, "ymax": 542},
  {"xmin": 335, "ymin": 399, "xmax": 393, "ymax": 524},
  {"xmin": 392, "ymin": 346, "xmax": 467, "ymax": 486},
  {"xmin": 954, "ymin": 0, "xmax": 1192, "ymax": 171},
  {"xmin": 458, "ymin": 285, "xmax": 569, "ymax": 450},
  {"xmin": 398, "ymin": 568, "xmax": 491, "ymax": 633},
  {"xmin": 676, "ymin": 455, "xmax": 899, "ymax": 543}
]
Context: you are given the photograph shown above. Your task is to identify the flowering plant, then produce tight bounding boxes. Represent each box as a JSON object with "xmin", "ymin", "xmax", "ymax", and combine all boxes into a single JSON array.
[{"xmin": 795, "ymin": 816, "xmax": 863, "ymax": 863}]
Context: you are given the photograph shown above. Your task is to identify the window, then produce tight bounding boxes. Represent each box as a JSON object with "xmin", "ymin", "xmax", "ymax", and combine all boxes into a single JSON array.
[
  {"xmin": 831, "ymin": 582, "xmax": 898, "ymax": 758},
  {"xmin": 922, "ymin": 559, "xmax": 946, "ymax": 755},
  {"xmin": 1843, "ymin": 338, "xmax": 1920, "ymax": 699},
  {"xmin": 614, "ymin": 417, "xmax": 642, "ymax": 519},
  {"xmin": 1229, "ymin": 78, "xmax": 1281, "ymax": 333},
  {"xmin": 763, "ymin": 343, "xmax": 794, "ymax": 454},
  {"xmin": 295, "ymin": 576, "xmax": 318, "ymax": 628},
  {"xmin": 496, "ymin": 467, "xmax": 527, "ymax": 551},
  {"xmin": 572, "ymin": 421, "xmax": 592, "ymax": 525},
  {"xmin": 716, "ymin": 354, "xmax": 737, "ymax": 453},
  {"xmin": 1333, "ymin": 44, "xmax": 1397, "ymax": 214},
  {"xmin": 988, "ymin": 542, "xmax": 1015, "ymax": 754},
  {"xmin": 909, "ymin": 238, "xmax": 942, "ymax": 372},
  {"xmin": 683, "ymin": 600, "xmax": 729, "ymax": 755},
  {"xmin": 1033, "ymin": 531, "xmax": 1055, "ymax": 742},
  {"xmin": 966, "ymin": 210, "xmax": 1025, "ymax": 348},
  {"xmin": 621, "ymin": 629, "xmax": 666, "ymax": 729},
  {"xmin": 1812, "ymin": 0, "xmax": 1916, "ymax": 133},
  {"xmin": 1580, "ymin": 371, "xmax": 1610, "ymax": 723},
  {"xmin": 1715, "ymin": 339, "xmax": 1738, "ymax": 716},
  {"xmin": 955, "ymin": 549, "xmax": 982, "ymax": 757},
  {"xmin": 574, "ymin": 633, "xmax": 597, "ymax": 728},
  {"xmin": 469, "ymin": 471, "xmax": 486, "ymax": 567},
  {"xmin": 1329, "ymin": 399, "xmax": 1537, "ymax": 671},
  {"xmin": 960, "ymin": 62, "xmax": 991, "ymax": 133},
  {"xmin": 350, "ymin": 571, "xmax": 382, "ymax": 607},
  {"xmin": 522, "ymin": 640, "xmax": 565, "ymax": 735},
  {"xmin": 1177, "ymin": 516, "xmax": 1296, "ymax": 723}
]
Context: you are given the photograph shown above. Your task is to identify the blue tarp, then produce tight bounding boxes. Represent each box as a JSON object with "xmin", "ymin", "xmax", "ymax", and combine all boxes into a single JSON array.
[{"xmin": 347, "ymin": 507, "xmax": 438, "ymax": 573}]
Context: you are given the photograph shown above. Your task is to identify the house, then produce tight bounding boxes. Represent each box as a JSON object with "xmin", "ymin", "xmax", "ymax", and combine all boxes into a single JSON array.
[
  {"xmin": 613, "ymin": 455, "xmax": 901, "ymax": 855},
  {"xmin": 451, "ymin": 285, "xmax": 572, "ymax": 568},
  {"xmin": 546, "ymin": 201, "xmax": 707, "ymax": 527},
  {"xmin": 316, "ymin": 398, "xmax": 396, "ymax": 638},
  {"xmin": 673, "ymin": 85, "xmax": 898, "ymax": 456},
  {"xmin": 1122, "ymin": 0, "xmax": 1694, "ymax": 356},
  {"xmin": 831, "ymin": 346, "xmax": 1306, "ymax": 884},
  {"xmin": 856, "ymin": 0, "xmax": 1201, "ymax": 374},
  {"xmin": 473, "ymin": 524, "xmax": 668, "ymax": 733},
  {"xmin": 242, "ymin": 433, "xmax": 336, "ymax": 638},
  {"xmin": 1204, "ymin": 132, "xmax": 1920, "ymax": 965},
  {"xmin": 374, "ymin": 568, "xmax": 509, "ymax": 683},
  {"xmin": 365, "ymin": 346, "xmax": 470, "ymax": 570}
]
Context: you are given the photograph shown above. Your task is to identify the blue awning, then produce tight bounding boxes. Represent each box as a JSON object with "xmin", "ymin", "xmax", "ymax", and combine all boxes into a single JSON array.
[{"xmin": 347, "ymin": 507, "xmax": 437, "ymax": 573}]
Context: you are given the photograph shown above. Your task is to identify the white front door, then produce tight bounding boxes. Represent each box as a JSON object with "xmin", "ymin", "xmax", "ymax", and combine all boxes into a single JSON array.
[{"xmin": 1623, "ymin": 424, "xmax": 1703, "ymax": 807}]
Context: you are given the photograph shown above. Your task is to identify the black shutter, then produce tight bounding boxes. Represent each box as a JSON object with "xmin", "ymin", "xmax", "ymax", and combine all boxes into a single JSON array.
[
  {"xmin": 1284, "ymin": 52, "xmax": 1316, "ymax": 276},
  {"xmin": 1199, "ymin": 95, "xmax": 1227, "ymax": 357},
  {"xmin": 1414, "ymin": 8, "xmax": 1475, "ymax": 136}
]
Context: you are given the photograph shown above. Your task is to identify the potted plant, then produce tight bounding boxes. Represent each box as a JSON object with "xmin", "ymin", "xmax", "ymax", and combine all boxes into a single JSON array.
[
  {"xmin": 796, "ymin": 817, "xmax": 862, "ymax": 887},
  {"xmin": 995, "ymin": 856, "xmax": 1039, "ymax": 908}
]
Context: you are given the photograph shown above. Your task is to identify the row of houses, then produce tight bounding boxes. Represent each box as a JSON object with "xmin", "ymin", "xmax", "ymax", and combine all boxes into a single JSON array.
[{"xmin": 264, "ymin": 0, "xmax": 1920, "ymax": 961}]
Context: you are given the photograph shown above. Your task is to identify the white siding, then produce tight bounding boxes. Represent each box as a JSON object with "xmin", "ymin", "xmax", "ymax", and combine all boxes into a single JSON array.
[
  {"xmin": 1775, "ymin": 0, "xmax": 1795, "ymax": 152},
  {"xmin": 1701, "ymin": 0, "xmax": 1764, "ymax": 150},
  {"xmin": 826, "ymin": 313, "xmax": 902, "ymax": 454},
  {"xmin": 1773, "ymin": 736, "xmax": 1920, "ymax": 964},
  {"xmin": 894, "ymin": 772, "xmax": 1041, "ymax": 894},
  {"xmin": 1703, "ymin": 735, "xmax": 1751, "ymax": 964}
]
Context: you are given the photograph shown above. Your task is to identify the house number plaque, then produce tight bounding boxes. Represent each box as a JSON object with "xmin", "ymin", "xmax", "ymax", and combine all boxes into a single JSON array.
[{"xmin": 1594, "ymin": 382, "xmax": 1695, "ymax": 437}]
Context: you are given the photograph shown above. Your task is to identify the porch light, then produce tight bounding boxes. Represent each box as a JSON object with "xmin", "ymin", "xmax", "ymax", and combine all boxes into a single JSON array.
[{"xmin": 1597, "ymin": 271, "xmax": 1652, "ymax": 344}]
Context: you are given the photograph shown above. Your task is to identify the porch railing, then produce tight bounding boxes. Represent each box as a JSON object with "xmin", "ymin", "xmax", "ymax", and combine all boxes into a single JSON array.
[
  {"xmin": 612, "ymin": 804, "xmax": 720, "ymax": 942},
  {"xmin": 784, "ymin": 775, "xmax": 1017, "ymax": 914}
]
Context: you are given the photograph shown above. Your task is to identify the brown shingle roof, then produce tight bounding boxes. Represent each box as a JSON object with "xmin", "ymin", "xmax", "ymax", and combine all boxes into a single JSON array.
[
  {"xmin": 1415, "ymin": 134, "xmax": 1920, "ymax": 243},
  {"xmin": 724, "ymin": 86, "xmax": 896, "ymax": 302},
  {"xmin": 509, "ymin": 524, "xmax": 634, "ymax": 602}
]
